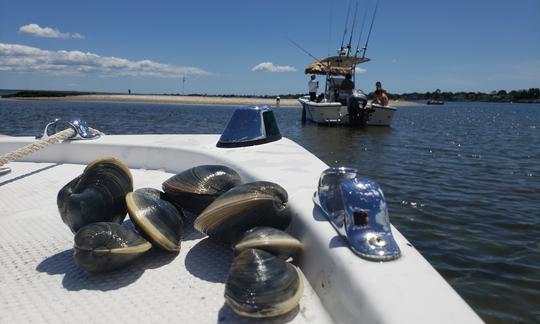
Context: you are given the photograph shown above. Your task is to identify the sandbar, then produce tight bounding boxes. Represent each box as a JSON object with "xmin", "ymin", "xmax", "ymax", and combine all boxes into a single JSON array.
[{"xmin": 8, "ymin": 94, "xmax": 418, "ymax": 107}]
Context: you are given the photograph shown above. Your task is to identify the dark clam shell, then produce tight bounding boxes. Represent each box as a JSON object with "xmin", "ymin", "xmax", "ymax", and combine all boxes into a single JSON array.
[
  {"xmin": 225, "ymin": 249, "xmax": 304, "ymax": 318},
  {"xmin": 134, "ymin": 187, "xmax": 186, "ymax": 220},
  {"xmin": 134, "ymin": 187, "xmax": 165, "ymax": 200},
  {"xmin": 126, "ymin": 190, "xmax": 184, "ymax": 251},
  {"xmin": 233, "ymin": 227, "xmax": 303, "ymax": 259},
  {"xmin": 58, "ymin": 157, "xmax": 133, "ymax": 233},
  {"xmin": 162, "ymin": 165, "xmax": 241, "ymax": 215},
  {"xmin": 74, "ymin": 222, "xmax": 151, "ymax": 273},
  {"xmin": 194, "ymin": 181, "xmax": 291, "ymax": 243}
]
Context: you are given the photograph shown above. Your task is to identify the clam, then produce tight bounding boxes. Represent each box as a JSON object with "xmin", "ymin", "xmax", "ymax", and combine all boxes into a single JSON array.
[
  {"xmin": 134, "ymin": 187, "xmax": 165, "ymax": 200},
  {"xmin": 233, "ymin": 227, "xmax": 303, "ymax": 259},
  {"xmin": 162, "ymin": 165, "xmax": 241, "ymax": 215},
  {"xmin": 134, "ymin": 187, "xmax": 186, "ymax": 220},
  {"xmin": 74, "ymin": 222, "xmax": 151, "ymax": 273},
  {"xmin": 126, "ymin": 189, "xmax": 184, "ymax": 251},
  {"xmin": 58, "ymin": 157, "xmax": 133, "ymax": 233},
  {"xmin": 194, "ymin": 181, "xmax": 291, "ymax": 243},
  {"xmin": 225, "ymin": 249, "xmax": 304, "ymax": 318}
]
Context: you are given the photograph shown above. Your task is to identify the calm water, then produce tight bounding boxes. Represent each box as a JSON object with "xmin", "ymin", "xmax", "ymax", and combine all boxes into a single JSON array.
[{"xmin": 1, "ymin": 99, "xmax": 539, "ymax": 323}]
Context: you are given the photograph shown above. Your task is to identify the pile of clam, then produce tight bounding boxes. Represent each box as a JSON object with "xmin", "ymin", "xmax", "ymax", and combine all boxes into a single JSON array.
[{"xmin": 57, "ymin": 157, "xmax": 304, "ymax": 318}]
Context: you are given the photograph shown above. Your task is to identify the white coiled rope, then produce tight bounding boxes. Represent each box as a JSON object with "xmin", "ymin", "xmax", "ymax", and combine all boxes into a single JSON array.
[{"xmin": 0, "ymin": 127, "xmax": 102, "ymax": 168}]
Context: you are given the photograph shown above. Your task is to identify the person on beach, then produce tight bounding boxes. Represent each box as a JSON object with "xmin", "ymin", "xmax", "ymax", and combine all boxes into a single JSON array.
[
  {"xmin": 308, "ymin": 75, "xmax": 319, "ymax": 101},
  {"xmin": 372, "ymin": 88, "xmax": 389, "ymax": 106}
]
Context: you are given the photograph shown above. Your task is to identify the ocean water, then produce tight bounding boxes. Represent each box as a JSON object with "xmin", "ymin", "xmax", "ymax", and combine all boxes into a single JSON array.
[{"xmin": 1, "ymin": 99, "xmax": 539, "ymax": 323}]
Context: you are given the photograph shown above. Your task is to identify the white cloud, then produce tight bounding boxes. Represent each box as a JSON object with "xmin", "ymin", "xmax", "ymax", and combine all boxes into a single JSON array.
[
  {"xmin": 19, "ymin": 24, "xmax": 85, "ymax": 39},
  {"xmin": 0, "ymin": 43, "xmax": 211, "ymax": 77},
  {"xmin": 355, "ymin": 66, "xmax": 367, "ymax": 73},
  {"xmin": 252, "ymin": 62, "xmax": 297, "ymax": 72}
]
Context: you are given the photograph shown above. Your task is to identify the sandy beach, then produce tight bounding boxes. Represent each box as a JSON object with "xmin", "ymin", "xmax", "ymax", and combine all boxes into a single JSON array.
[{"xmin": 14, "ymin": 94, "xmax": 418, "ymax": 107}]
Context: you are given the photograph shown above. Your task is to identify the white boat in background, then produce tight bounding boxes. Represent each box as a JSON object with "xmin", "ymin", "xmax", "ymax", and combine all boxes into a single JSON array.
[
  {"xmin": 0, "ymin": 106, "xmax": 481, "ymax": 323},
  {"xmin": 298, "ymin": 54, "xmax": 396, "ymax": 127},
  {"xmin": 296, "ymin": 0, "xmax": 397, "ymax": 127}
]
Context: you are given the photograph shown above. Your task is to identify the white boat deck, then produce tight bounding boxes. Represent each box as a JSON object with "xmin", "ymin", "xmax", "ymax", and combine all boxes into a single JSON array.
[
  {"xmin": 0, "ymin": 161, "xmax": 330, "ymax": 323},
  {"xmin": 0, "ymin": 134, "xmax": 482, "ymax": 323}
]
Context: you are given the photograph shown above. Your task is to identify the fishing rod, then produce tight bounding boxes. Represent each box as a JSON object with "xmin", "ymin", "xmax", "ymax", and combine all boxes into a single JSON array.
[
  {"xmin": 287, "ymin": 38, "xmax": 323, "ymax": 63},
  {"xmin": 287, "ymin": 38, "xmax": 335, "ymax": 100},
  {"xmin": 340, "ymin": 0, "xmax": 352, "ymax": 53},
  {"xmin": 354, "ymin": 0, "xmax": 370, "ymax": 56},
  {"xmin": 346, "ymin": 1, "xmax": 359, "ymax": 56},
  {"xmin": 362, "ymin": 0, "xmax": 379, "ymax": 58}
]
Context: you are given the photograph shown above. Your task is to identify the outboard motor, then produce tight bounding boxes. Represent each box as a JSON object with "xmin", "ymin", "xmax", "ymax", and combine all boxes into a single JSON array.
[{"xmin": 347, "ymin": 91, "xmax": 369, "ymax": 127}]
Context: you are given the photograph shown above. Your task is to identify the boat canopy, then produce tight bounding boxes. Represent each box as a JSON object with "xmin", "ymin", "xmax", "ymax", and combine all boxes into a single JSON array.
[{"xmin": 304, "ymin": 55, "xmax": 370, "ymax": 75}]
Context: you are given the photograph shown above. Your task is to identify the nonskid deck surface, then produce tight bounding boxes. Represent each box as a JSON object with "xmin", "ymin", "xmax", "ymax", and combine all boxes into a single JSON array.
[{"xmin": 0, "ymin": 162, "xmax": 331, "ymax": 323}]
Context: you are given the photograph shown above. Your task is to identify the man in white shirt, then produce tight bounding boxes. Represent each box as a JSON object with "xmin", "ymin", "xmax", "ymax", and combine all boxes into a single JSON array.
[{"xmin": 308, "ymin": 75, "xmax": 319, "ymax": 101}]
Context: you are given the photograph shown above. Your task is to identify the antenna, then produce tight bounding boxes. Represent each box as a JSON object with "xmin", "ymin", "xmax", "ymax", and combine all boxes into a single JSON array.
[
  {"xmin": 327, "ymin": 0, "xmax": 335, "ymax": 57},
  {"xmin": 346, "ymin": 1, "xmax": 359, "ymax": 56},
  {"xmin": 354, "ymin": 0, "xmax": 370, "ymax": 56},
  {"xmin": 362, "ymin": 0, "xmax": 379, "ymax": 58},
  {"xmin": 340, "ymin": 0, "xmax": 352, "ymax": 52}
]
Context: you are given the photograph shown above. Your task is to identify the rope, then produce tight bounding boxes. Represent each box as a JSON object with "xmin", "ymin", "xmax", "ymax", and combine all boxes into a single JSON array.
[{"xmin": 0, "ymin": 128, "xmax": 76, "ymax": 167}]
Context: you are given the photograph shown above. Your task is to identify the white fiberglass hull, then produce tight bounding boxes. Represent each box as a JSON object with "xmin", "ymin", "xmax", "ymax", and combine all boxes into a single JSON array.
[
  {"xmin": 0, "ymin": 134, "xmax": 480, "ymax": 323},
  {"xmin": 299, "ymin": 97, "xmax": 396, "ymax": 126}
]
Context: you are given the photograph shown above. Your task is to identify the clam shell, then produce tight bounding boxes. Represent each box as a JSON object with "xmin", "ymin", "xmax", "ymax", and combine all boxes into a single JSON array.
[
  {"xmin": 234, "ymin": 227, "xmax": 303, "ymax": 259},
  {"xmin": 162, "ymin": 165, "xmax": 241, "ymax": 215},
  {"xmin": 74, "ymin": 222, "xmax": 151, "ymax": 273},
  {"xmin": 225, "ymin": 249, "xmax": 304, "ymax": 318},
  {"xmin": 126, "ymin": 190, "xmax": 184, "ymax": 251},
  {"xmin": 58, "ymin": 157, "xmax": 133, "ymax": 233},
  {"xmin": 134, "ymin": 187, "xmax": 164, "ymax": 200},
  {"xmin": 135, "ymin": 187, "xmax": 186, "ymax": 220},
  {"xmin": 194, "ymin": 181, "xmax": 291, "ymax": 243}
]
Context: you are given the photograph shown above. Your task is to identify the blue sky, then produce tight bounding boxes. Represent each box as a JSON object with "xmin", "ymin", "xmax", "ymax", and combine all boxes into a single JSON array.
[{"xmin": 0, "ymin": 0, "xmax": 539, "ymax": 95}]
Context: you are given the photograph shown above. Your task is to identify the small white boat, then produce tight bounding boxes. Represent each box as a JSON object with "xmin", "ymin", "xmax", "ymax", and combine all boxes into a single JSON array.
[
  {"xmin": 298, "ymin": 55, "xmax": 396, "ymax": 127},
  {"xmin": 0, "ymin": 106, "xmax": 480, "ymax": 323}
]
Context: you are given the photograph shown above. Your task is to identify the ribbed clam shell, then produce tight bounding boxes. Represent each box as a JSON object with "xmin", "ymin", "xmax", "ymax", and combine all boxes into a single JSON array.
[
  {"xmin": 225, "ymin": 249, "xmax": 304, "ymax": 318},
  {"xmin": 162, "ymin": 165, "xmax": 241, "ymax": 214},
  {"xmin": 134, "ymin": 187, "xmax": 164, "ymax": 200},
  {"xmin": 135, "ymin": 187, "xmax": 186, "ymax": 220},
  {"xmin": 194, "ymin": 181, "xmax": 291, "ymax": 243},
  {"xmin": 126, "ymin": 190, "xmax": 183, "ymax": 251},
  {"xmin": 58, "ymin": 157, "xmax": 133, "ymax": 233},
  {"xmin": 233, "ymin": 227, "xmax": 303, "ymax": 259},
  {"xmin": 74, "ymin": 222, "xmax": 151, "ymax": 273}
]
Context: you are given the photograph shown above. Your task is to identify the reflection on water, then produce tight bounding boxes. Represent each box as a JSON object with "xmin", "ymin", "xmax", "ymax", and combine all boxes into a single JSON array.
[{"xmin": 1, "ymin": 99, "xmax": 540, "ymax": 323}]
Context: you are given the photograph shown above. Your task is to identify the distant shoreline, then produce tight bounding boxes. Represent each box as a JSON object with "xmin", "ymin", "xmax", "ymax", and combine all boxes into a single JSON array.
[{"xmin": 5, "ymin": 94, "xmax": 418, "ymax": 107}]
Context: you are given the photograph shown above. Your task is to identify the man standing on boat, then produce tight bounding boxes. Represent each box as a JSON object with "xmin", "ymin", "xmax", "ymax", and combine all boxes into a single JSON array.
[
  {"xmin": 308, "ymin": 75, "xmax": 319, "ymax": 101},
  {"xmin": 341, "ymin": 73, "xmax": 355, "ymax": 94}
]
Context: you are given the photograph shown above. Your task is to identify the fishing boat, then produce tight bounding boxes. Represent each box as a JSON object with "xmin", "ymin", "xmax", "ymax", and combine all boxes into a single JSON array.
[
  {"xmin": 296, "ymin": 1, "xmax": 396, "ymax": 127},
  {"xmin": 0, "ymin": 106, "xmax": 481, "ymax": 323}
]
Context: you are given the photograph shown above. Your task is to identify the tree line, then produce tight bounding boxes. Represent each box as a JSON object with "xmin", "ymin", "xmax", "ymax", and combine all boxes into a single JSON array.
[{"xmin": 385, "ymin": 88, "xmax": 540, "ymax": 103}]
